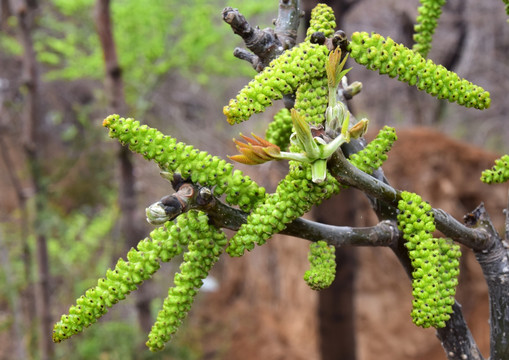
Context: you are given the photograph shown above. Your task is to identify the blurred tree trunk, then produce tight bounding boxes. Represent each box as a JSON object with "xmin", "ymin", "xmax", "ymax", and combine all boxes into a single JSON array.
[
  {"xmin": 1, "ymin": 0, "xmax": 12, "ymax": 26},
  {"xmin": 0, "ymin": 231, "xmax": 29, "ymax": 360},
  {"xmin": 16, "ymin": 1, "xmax": 53, "ymax": 359},
  {"xmin": 301, "ymin": 2, "xmax": 360, "ymax": 358},
  {"xmin": 314, "ymin": 189, "xmax": 359, "ymax": 360},
  {"xmin": 94, "ymin": 0, "xmax": 152, "ymax": 335}
]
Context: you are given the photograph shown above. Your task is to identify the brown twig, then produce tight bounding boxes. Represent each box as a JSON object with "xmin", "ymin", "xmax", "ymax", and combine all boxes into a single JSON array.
[{"xmin": 222, "ymin": 0, "xmax": 301, "ymax": 71}]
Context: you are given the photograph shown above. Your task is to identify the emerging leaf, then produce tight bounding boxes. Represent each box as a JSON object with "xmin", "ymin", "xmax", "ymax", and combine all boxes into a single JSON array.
[{"xmin": 230, "ymin": 133, "xmax": 281, "ymax": 165}]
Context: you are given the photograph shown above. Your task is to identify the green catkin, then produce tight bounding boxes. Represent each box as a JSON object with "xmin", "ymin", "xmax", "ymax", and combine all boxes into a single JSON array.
[
  {"xmin": 304, "ymin": 240, "xmax": 336, "ymax": 290},
  {"xmin": 224, "ymin": 4, "xmax": 335, "ymax": 126},
  {"xmin": 294, "ymin": 76, "xmax": 329, "ymax": 126},
  {"xmin": 347, "ymin": 32, "xmax": 491, "ymax": 110},
  {"xmin": 147, "ymin": 213, "xmax": 227, "ymax": 351},
  {"xmin": 52, "ymin": 211, "xmax": 202, "ymax": 343},
  {"xmin": 397, "ymin": 192, "xmax": 461, "ymax": 328},
  {"xmin": 504, "ymin": 0, "xmax": 509, "ymax": 18},
  {"xmin": 349, "ymin": 126, "xmax": 397, "ymax": 174},
  {"xmin": 227, "ymin": 161, "xmax": 340, "ymax": 257},
  {"xmin": 481, "ymin": 154, "xmax": 509, "ymax": 184},
  {"xmin": 305, "ymin": 3, "xmax": 336, "ymax": 41},
  {"xmin": 266, "ymin": 108, "xmax": 293, "ymax": 150},
  {"xmin": 223, "ymin": 42, "xmax": 329, "ymax": 124},
  {"xmin": 412, "ymin": 0, "xmax": 446, "ymax": 58},
  {"xmin": 103, "ymin": 115, "xmax": 265, "ymax": 211}
]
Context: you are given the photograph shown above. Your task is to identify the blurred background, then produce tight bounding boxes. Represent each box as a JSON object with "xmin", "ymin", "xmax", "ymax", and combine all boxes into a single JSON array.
[{"xmin": 0, "ymin": 0, "xmax": 508, "ymax": 359}]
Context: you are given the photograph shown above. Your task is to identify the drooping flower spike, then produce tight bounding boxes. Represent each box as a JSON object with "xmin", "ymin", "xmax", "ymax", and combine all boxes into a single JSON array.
[
  {"xmin": 349, "ymin": 126, "xmax": 397, "ymax": 175},
  {"xmin": 397, "ymin": 191, "xmax": 461, "ymax": 328},
  {"xmin": 305, "ymin": 3, "xmax": 336, "ymax": 41},
  {"xmin": 52, "ymin": 211, "xmax": 216, "ymax": 343},
  {"xmin": 147, "ymin": 212, "xmax": 227, "ymax": 351},
  {"xmin": 223, "ymin": 41, "xmax": 329, "ymax": 125},
  {"xmin": 304, "ymin": 240, "xmax": 337, "ymax": 290},
  {"xmin": 224, "ymin": 4, "xmax": 337, "ymax": 126},
  {"xmin": 412, "ymin": 0, "xmax": 446, "ymax": 58},
  {"xmin": 481, "ymin": 154, "xmax": 509, "ymax": 184},
  {"xmin": 226, "ymin": 161, "xmax": 341, "ymax": 257},
  {"xmin": 103, "ymin": 115, "xmax": 266, "ymax": 211},
  {"xmin": 348, "ymin": 32, "xmax": 491, "ymax": 110}
]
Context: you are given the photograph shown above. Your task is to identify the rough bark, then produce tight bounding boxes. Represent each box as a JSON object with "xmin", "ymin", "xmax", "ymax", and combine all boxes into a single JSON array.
[{"xmin": 466, "ymin": 204, "xmax": 509, "ymax": 360}]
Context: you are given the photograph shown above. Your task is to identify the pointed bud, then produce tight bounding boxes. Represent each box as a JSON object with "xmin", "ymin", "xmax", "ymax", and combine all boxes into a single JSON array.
[
  {"xmin": 348, "ymin": 118, "xmax": 369, "ymax": 139},
  {"xmin": 146, "ymin": 202, "xmax": 169, "ymax": 225},
  {"xmin": 343, "ymin": 81, "xmax": 363, "ymax": 99}
]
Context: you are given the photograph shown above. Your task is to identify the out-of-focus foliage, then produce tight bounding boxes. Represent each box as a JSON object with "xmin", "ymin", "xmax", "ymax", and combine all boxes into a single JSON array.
[
  {"xmin": 54, "ymin": 318, "xmax": 201, "ymax": 360},
  {"xmin": 1, "ymin": 0, "xmax": 273, "ymax": 106}
]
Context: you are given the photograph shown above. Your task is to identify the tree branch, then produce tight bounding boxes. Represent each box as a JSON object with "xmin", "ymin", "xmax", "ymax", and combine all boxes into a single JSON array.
[
  {"xmin": 146, "ymin": 179, "xmax": 399, "ymax": 248},
  {"xmin": 222, "ymin": 0, "xmax": 300, "ymax": 71},
  {"xmin": 327, "ymin": 149, "xmax": 493, "ymax": 251},
  {"xmin": 466, "ymin": 204, "xmax": 509, "ymax": 360},
  {"xmin": 338, "ymin": 136, "xmax": 483, "ymax": 360}
]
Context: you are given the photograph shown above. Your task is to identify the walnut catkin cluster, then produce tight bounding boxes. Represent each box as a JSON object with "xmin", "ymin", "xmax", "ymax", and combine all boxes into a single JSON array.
[
  {"xmin": 103, "ymin": 115, "xmax": 265, "ymax": 211},
  {"xmin": 304, "ymin": 240, "xmax": 336, "ymax": 290},
  {"xmin": 305, "ymin": 3, "xmax": 336, "ymax": 41},
  {"xmin": 223, "ymin": 41, "xmax": 329, "ymax": 125},
  {"xmin": 347, "ymin": 32, "xmax": 491, "ymax": 110},
  {"xmin": 224, "ymin": 3, "xmax": 336, "ymax": 126},
  {"xmin": 226, "ymin": 162, "xmax": 340, "ymax": 257},
  {"xmin": 397, "ymin": 191, "xmax": 461, "ymax": 328},
  {"xmin": 481, "ymin": 154, "xmax": 509, "ymax": 184},
  {"xmin": 53, "ymin": 211, "xmax": 202, "ymax": 343},
  {"xmin": 349, "ymin": 126, "xmax": 397, "ymax": 175},
  {"xmin": 412, "ymin": 0, "xmax": 446, "ymax": 58},
  {"xmin": 147, "ymin": 211, "xmax": 227, "ymax": 351}
]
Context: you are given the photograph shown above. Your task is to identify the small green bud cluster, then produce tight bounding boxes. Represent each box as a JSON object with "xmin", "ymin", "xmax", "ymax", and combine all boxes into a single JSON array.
[
  {"xmin": 412, "ymin": 0, "xmax": 446, "ymax": 58},
  {"xmin": 347, "ymin": 32, "xmax": 491, "ymax": 110},
  {"xmin": 349, "ymin": 126, "xmax": 397, "ymax": 175},
  {"xmin": 223, "ymin": 42, "xmax": 328, "ymax": 124},
  {"xmin": 266, "ymin": 108, "xmax": 293, "ymax": 150},
  {"xmin": 103, "ymin": 115, "xmax": 265, "ymax": 211},
  {"xmin": 147, "ymin": 211, "xmax": 227, "ymax": 351},
  {"xmin": 52, "ymin": 212, "xmax": 197, "ymax": 343},
  {"xmin": 304, "ymin": 240, "xmax": 336, "ymax": 290},
  {"xmin": 305, "ymin": 4, "xmax": 336, "ymax": 41},
  {"xmin": 227, "ymin": 162, "xmax": 340, "ymax": 257},
  {"xmin": 397, "ymin": 191, "xmax": 461, "ymax": 328},
  {"xmin": 481, "ymin": 154, "xmax": 509, "ymax": 184},
  {"xmin": 295, "ymin": 76, "xmax": 329, "ymax": 126}
]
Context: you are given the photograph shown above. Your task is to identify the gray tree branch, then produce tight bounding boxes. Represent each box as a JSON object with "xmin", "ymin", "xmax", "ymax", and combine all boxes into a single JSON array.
[{"xmin": 222, "ymin": 0, "xmax": 301, "ymax": 71}]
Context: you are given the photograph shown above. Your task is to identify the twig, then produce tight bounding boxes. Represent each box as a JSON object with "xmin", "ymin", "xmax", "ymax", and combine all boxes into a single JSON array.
[
  {"xmin": 340, "ymin": 130, "xmax": 482, "ymax": 360},
  {"xmin": 147, "ymin": 181, "xmax": 399, "ymax": 248},
  {"xmin": 273, "ymin": 0, "xmax": 301, "ymax": 50},
  {"xmin": 436, "ymin": 302, "xmax": 485, "ymax": 360},
  {"xmin": 466, "ymin": 204, "xmax": 509, "ymax": 360},
  {"xmin": 328, "ymin": 149, "xmax": 493, "ymax": 250},
  {"xmin": 222, "ymin": 0, "xmax": 300, "ymax": 71}
]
